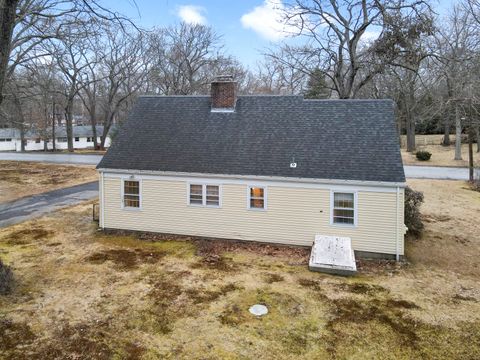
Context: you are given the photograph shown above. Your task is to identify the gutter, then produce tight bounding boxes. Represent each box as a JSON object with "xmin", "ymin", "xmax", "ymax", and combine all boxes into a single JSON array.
[{"xmin": 97, "ymin": 168, "xmax": 407, "ymax": 189}]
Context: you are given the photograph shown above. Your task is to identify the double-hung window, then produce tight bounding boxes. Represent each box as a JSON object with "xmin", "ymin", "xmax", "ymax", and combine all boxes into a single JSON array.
[
  {"xmin": 189, "ymin": 184, "xmax": 220, "ymax": 207},
  {"xmin": 332, "ymin": 192, "xmax": 356, "ymax": 225},
  {"xmin": 248, "ymin": 186, "xmax": 266, "ymax": 210},
  {"xmin": 123, "ymin": 180, "xmax": 141, "ymax": 209}
]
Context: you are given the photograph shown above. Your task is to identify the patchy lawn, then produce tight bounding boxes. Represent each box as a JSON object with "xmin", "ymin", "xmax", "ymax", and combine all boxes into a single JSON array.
[
  {"xmin": 0, "ymin": 180, "xmax": 479, "ymax": 359},
  {"xmin": 401, "ymin": 144, "xmax": 479, "ymax": 167},
  {"xmin": 0, "ymin": 161, "xmax": 98, "ymax": 203}
]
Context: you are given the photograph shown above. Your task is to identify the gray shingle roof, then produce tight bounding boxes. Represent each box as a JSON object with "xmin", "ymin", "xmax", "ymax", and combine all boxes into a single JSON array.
[{"xmin": 98, "ymin": 95, "xmax": 405, "ymax": 183}]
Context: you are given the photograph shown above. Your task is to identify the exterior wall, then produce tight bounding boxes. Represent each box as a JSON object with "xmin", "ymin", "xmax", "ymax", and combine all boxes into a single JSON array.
[
  {"xmin": 101, "ymin": 173, "xmax": 406, "ymax": 256},
  {"xmin": 0, "ymin": 139, "xmax": 16, "ymax": 151},
  {"xmin": 15, "ymin": 136, "xmax": 111, "ymax": 151}
]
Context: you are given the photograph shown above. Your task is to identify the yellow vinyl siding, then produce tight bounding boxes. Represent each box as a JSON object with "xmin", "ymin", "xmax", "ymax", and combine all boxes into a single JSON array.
[{"xmin": 102, "ymin": 177, "xmax": 404, "ymax": 255}]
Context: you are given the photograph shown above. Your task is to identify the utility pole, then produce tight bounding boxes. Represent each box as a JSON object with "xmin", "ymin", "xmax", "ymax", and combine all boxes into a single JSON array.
[{"xmin": 469, "ymin": 125, "xmax": 475, "ymax": 182}]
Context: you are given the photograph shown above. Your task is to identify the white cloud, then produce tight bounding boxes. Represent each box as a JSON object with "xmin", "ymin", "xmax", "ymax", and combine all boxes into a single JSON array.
[
  {"xmin": 241, "ymin": 0, "xmax": 293, "ymax": 41},
  {"xmin": 177, "ymin": 5, "xmax": 207, "ymax": 25}
]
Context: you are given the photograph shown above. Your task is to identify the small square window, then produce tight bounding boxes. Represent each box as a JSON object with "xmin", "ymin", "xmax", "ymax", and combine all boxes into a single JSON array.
[
  {"xmin": 75, "ymin": 137, "xmax": 79, "ymax": 142},
  {"xmin": 249, "ymin": 186, "xmax": 265, "ymax": 209}
]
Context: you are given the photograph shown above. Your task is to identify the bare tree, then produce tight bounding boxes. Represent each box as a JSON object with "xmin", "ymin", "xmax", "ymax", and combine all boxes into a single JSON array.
[
  {"xmin": 147, "ymin": 23, "xmax": 222, "ymax": 95},
  {"xmin": 432, "ymin": 5, "xmax": 479, "ymax": 158},
  {"xmin": 263, "ymin": 0, "xmax": 433, "ymax": 99},
  {"xmin": 96, "ymin": 25, "xmax": 148, "ymax": 149}
]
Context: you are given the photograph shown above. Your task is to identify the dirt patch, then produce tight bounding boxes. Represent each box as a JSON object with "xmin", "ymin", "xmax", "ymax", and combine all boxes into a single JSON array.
[
  {"xmin": 0, "ymin": 318, "xmax": 36, "ymax": 356},
  {"xmin": 185, "ymin": 283, "xmax": 241, "ymax": 304},
  {"xmin": 386, "ymin": 299, "xmax": 421, "ymax": 309},
  {"xmin": 4, "ymin": 227, "xmax": 53, "ymax": 245},
  {"xmin": 219, "ymin": 304, "xmax": 247, "ymax": 326},
  {"xmin": 194, "ymin": 238, "xmax": 310, "ymax": 264},
  {"xmin": 85, "ymin": 248, "xmax": 165, "ymax": 270},
  {"xmin": 324, "ymin": 297, "xmax": 420, "ymax": 356},
  {"xmin": 263, "ymin": 273, "xmax": 285, "ymax": 284},
  {"xmin": 335, "ymin": 282, "xmax": 389, "ymax": 295},
  {"xmin": 191, "ymin": 254, "xmax": 237, "ymax": 272},
  {"xmin": 38, "ymin": 321, "xmax": 113, "ymax": 360}
]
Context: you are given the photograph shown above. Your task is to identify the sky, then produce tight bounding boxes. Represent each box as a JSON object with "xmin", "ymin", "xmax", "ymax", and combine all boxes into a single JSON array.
[{"xmin": 102, "ymin": 0, "xmax": 456, "ymax": 69}]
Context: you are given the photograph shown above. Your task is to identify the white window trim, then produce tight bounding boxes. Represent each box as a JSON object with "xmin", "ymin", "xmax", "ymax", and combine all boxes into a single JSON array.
[
  {"xmin": 330, "ymin": 190, "xmax": 357, "ymax": 227},
  {"xmin": 121, "ymin": 178, "xmax": 142, "ymax": 211},
  {"xmin": 187, "ymin": 183, "xmax": 222, "ymax": 208},
  {"xmin": 247, "ymin": 185, "xmax": 267, "ymax": 211}
]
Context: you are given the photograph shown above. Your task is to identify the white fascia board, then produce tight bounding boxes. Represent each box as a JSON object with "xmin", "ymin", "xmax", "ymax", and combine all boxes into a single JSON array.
[{"xmin": 98, "ymin": 168, "xmax": 406, "ymax": 192}]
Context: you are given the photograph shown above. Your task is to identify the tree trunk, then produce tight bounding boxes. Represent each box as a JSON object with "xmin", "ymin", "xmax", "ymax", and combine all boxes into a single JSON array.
[
  {"xmin": 89, "ymin": 103, "xmax": 97, "ymax": 149},
  {"xmin": 52, "ymin": 103, "xmax": 56, "ymax": 152},
  {"xmin": 19, "ymin": 124, "xmax": 25, "ymax": 152},
  {"xmin": 406, "ymin": 108, "xmax": 416, "ymax": 152},
  {"xmin": 65, "ymin": 99, "xmax": 74, "ymax": 152},
  {"xmin": 454, "ymin": 104, "xmax": 462, "ymax": 160},
  {"xmin": 476, "ymin": 126, "xmax": 480, "ymax": 153},
  {"xmin": 442, "ymin": 117, "xmax": 450, "ymax": 146},
  {"xmin": 0, "ymin": 0, "xmax": 18, "ymax": 107}
]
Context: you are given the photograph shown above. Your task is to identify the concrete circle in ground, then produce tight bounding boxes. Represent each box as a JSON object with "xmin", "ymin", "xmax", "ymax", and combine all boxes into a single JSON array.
[{"xmin": 249, "ymin": 304, "xmax": 268, "ymax": 316}]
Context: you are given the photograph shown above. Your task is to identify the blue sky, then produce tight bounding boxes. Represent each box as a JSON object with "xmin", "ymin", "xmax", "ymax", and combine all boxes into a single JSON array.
[{"xmin": 103, "ymin": 0, "xmax": 455, "ymax": 69}]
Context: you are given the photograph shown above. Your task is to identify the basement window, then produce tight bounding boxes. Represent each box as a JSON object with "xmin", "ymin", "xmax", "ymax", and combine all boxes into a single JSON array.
[
  {"xmin": 331, "ymin": 192, "xmax": 356, "ymax": 226},
  {"xmin": 248, "ymin": 186, "xmax": 266, "ymax": 210},
  {"xmin": 189, "ymin": 184, "xmax": 221, "ymax": 207},
  {"xmin": 123, "ymin": 180, "xmax": 141, "ymax": 209}
]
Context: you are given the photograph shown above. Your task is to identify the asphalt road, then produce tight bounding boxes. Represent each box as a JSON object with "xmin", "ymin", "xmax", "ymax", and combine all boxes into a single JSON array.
[
  {"xmin": 0, "ymin": 152, "xmax": 472, "ymax": 180},
  {"xmin": 0, "ymin": 181, "xmax": 98, "ymax": 228},
  {"xmin": 0, "ymin": 152, "xmax": 102, "ymax": 165}
]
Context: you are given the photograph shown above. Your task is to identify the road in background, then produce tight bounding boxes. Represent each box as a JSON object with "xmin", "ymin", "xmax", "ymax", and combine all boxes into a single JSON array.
[{"xmin": 0, "ymin": 152, "xmax": 471, "ymax": 180}]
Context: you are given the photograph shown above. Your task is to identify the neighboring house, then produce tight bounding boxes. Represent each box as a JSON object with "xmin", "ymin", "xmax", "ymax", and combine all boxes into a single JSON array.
[
  {"xmin": 97, "ymin": 76, "xmax": 407, "ymax": 259},
  {"xmin": 0, "ymin": 126, "xmax": 112, "ymax": 151}
]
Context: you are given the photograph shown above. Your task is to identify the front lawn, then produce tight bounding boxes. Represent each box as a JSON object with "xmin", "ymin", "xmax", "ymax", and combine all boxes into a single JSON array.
[
  {"xmin": 0, "ymin": 161, "xmax": 98, "ymax": 203},
  {"xmin": 0, "ymin": 180, "xmax": 479, "ymax": 359}
]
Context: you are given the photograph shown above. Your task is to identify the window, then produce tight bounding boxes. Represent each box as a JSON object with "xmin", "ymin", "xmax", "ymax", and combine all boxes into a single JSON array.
[
  {"xmin": 123, "ymin": 180, "xmax": 140, "ymax": 208},
  {"xmin": 6, "ymin": 138, "xmax": 11, "ymax": 142},
  {"xmin": 248, "ymin": 186, "xmax": 266, "ymax": 210},
  {"xmin": 332, "ymin": 192, "xmax": 356, "ymax": 225},
  {"xmin": 75, "ymin": 137, "xmax": 79, "ymax": 142},
  {"xmin": 35, "ymin": 138, "xmax": 41, "ymax": 143},
  {"xmin": 87, "ymin": 137, "xmax": 92, "ymax": 142},
  {"xmin": 189, "ymin": 184, "xmax": 220, "ymax": 207},
  {"xmin": 57, "ymin": 137, "xmax": 67, "ymax": 143},
  {"xmin": 189, "ymin": 184, "xmax": 203, "ymax": 205},
  {"xmin": 206, "ymin": 185, "xmax": 220, "ymax": 206}
]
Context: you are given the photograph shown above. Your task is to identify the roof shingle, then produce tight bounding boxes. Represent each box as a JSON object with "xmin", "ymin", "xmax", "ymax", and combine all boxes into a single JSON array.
[{"xmin": 97, "ymin": 95, "xmax": 405, "ymax": 183}]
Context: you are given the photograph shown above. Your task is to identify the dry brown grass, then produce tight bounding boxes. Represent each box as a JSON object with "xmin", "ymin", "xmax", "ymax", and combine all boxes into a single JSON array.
[
  {"xmin": 0, "ymin": 180, "xmax": 479, "ymax": 359},
  {"xmin": 402, "ymin": 143, "xmax": 479, "ymax": 167},
  {"xmin": 0, "ymin": 161, "xmax": 98, "ymax": 203},
  {"xmin": 406, "ymin": 179, "xmax": 480, "ymax": 277}
]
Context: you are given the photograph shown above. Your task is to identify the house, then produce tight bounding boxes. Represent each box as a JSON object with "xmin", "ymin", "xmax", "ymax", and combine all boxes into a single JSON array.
[
  {"xmin": 97, "ymin": 76, "xmax": 407, "ymax": 260},
  {"xmin": 0, "ymin": 125, "xmax": 112, "ymax": 151}
]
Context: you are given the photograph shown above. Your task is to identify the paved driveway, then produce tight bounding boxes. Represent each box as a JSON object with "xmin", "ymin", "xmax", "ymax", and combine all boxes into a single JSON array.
[
  {"xmin": 0, "ymin": 181, "xmax": 98, "ymax": 228},
  {"xmin": 0, "ymin": 152, "xmax": 472, "ymax": 180},
  {"xmin": 404, "ymin": 166, "xmax": 469, "ymax": 180}
]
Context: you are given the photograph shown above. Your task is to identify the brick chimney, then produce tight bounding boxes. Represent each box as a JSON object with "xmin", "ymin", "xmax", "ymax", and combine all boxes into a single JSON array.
[{"xmin": 211, "ymin": 75, "xmax": 236, "ymax": 111}]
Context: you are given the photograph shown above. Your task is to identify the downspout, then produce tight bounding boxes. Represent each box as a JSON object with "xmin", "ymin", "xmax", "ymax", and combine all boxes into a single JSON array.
[
  {"xmin": 101, "ymin": 171, "xmax": 105, "ymax": 229},
  {"xmin": 395, "ymin": 186, "xmax": 400, "ymax": 262}
]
